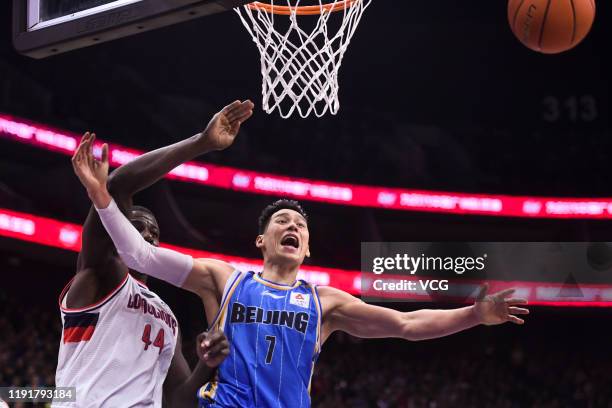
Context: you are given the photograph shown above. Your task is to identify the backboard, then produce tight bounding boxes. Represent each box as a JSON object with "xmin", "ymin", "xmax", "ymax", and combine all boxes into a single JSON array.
[{"xmin": 13, "ymin": 0, "xmax": 250, "ymax": 58}]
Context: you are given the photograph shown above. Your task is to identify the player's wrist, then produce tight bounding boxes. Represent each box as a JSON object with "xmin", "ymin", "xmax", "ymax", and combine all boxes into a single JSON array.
[
  {"xmin": 195, "ymin": 131, "xmax": 218, "ymax": 153},
  {"xmin": 468, "ymin": 304, "xmax": 484, "ymax": 325},
  {"xmin": 88, "ymin": 187, "xmax": 112, "ymax": 209}
]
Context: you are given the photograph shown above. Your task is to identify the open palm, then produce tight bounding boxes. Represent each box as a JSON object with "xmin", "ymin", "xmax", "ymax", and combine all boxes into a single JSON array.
[
  {"xmin": 71, "ymin": 132, "xmax": 109, "ymax": 193},
  {"xmin": 473, "ymin": 284, "xmax": 529, "ymax": 325},
  {"xmin": 201, "ymin": 100, "xmax": 254, "ymax": 151}
]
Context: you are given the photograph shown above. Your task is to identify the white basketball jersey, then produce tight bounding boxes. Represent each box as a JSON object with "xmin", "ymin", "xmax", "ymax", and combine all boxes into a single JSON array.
[{"xmin": 53, "ymin": 274, "xmax": 178, "ymax": 408}]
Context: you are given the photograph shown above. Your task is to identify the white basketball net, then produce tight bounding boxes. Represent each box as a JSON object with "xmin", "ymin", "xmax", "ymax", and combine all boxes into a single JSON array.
[{"xmin": 235, "ymin": 0, "xmax": 371, "ymax": 118}]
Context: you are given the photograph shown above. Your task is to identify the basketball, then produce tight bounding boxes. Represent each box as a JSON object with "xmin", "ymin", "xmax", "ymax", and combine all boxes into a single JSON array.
[{"xmin": 508, "ymin": 0, "xmax": 596, "ymax": 54}]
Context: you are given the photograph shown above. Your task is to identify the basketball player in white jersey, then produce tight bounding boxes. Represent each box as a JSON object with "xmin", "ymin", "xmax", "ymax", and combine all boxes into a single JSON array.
[
  {"xmin": 55, "ymin": 100, "xmax": 253, "ymax": 407},
  {"xmin": 73, "ymin": 101, "xmax": 529, "ymax": 407}
]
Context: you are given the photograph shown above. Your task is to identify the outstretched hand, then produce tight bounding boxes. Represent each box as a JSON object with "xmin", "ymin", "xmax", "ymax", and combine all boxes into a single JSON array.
[
  {"xmin": 201, "ymin": 100, "xmax": 255, "ymax": 151},
  {"xmin": 196, "ymin": 330, "xmax": 230, "ymax": 368},
  {"xmin": 473, "ymin": 284, "xmax": 529, "ymax": 325},
  {"xmin": 71, "ymin": 132, "xmax": 112, "ymax": 208}
]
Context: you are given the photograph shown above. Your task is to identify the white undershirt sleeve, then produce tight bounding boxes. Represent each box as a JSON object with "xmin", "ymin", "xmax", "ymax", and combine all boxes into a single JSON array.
[{"xmin": 95, "ymin": 199, "xmax": 194, "ymax": 287}]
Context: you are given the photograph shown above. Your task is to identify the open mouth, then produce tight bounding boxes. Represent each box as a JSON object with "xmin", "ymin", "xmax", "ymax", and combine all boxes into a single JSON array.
[{"xmin": 280, "ymin": 234, "xmax": 299, "ymax": 249}]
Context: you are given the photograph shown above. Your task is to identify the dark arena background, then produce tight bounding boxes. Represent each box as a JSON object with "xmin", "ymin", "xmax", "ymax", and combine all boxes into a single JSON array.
[{"xmin": 1, "ymin": 1, "xmax": 612, "ymax": 407}]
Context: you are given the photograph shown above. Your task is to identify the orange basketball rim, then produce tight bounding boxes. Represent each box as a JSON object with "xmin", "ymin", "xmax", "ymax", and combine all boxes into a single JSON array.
[{"xmin": 247, "ymin": 0, "xmax": 360, "ymax": 15}]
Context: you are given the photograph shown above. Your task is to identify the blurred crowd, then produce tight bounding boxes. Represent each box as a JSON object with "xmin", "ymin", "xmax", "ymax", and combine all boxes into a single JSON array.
[
  {"xmin": 0, "ymin": 291, "xmax": 59, "ymax": 408},
  {"xmin": 1, "ymin": 289, "xmax": 611, "ymax": 408},
  {"xmin": 313, "ymin": 332, "xmax": 612, "ymax": 408}
]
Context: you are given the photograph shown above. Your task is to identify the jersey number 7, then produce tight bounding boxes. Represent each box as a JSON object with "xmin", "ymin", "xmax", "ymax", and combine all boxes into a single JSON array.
[{"xmin": 265, "ymin": 335, "xmax": 276, "ymax": 364}]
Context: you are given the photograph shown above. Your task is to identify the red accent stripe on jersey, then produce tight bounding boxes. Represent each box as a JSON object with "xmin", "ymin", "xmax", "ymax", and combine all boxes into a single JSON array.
[
  {"xmin": 63, "ymin": 325, "xmax": 96, "ymax": 343},
  {"xmin": 63, "ymin": 312, "xmax": 99, "ymax": 343},
  {"xmin": 59, "ymin": 273, "xmax": 130, "ymax": 314}
]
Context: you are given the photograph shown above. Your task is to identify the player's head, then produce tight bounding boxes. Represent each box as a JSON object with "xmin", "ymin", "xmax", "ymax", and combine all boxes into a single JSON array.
[
  {"xmin": 128, "ymin": 205, "xmax": 160, "ymax": 247},
  {"xmin": 126, "ymin": 205, "xmax": 159, "ymax": 282},
  {"xmin": 256, "ymin": 199, "xmax": 310, "ymax": 266}
]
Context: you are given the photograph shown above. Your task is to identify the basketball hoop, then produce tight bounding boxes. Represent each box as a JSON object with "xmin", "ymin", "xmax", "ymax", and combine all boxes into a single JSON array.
[{"xmin": 235, "ymin": 0, "xmax": 371, "ymax": 118}]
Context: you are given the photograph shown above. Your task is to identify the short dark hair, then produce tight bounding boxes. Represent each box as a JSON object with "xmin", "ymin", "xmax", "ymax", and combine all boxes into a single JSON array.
[
  {"xmin": 258, "ymin": 199, "xmax": 308, "ymax": 234},
  {"xmin": 128, "ymin": 205, "xmax": 158, "ymax": 225}
]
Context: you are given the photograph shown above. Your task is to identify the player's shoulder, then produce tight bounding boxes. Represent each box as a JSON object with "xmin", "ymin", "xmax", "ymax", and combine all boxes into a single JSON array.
[
  {"xmin": 316, "ymin": 285, "xmax": 350, "ymax": 297},
  {"xmin": 193, "ymin": 258, "xmax": 234, "ymax": 275},
  {"xmin": 186, "ymin": 258, "xmax": 236, "ymax": 296},
  {"xmin": 316, "ymin": 285, "xmax": 360, "ymax": 310}
]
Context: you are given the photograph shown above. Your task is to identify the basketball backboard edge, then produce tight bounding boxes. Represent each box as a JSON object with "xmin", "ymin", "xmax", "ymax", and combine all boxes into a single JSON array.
[{"xmin": 13, "ymin": 0, "xmax": 251, "ymax": 59}]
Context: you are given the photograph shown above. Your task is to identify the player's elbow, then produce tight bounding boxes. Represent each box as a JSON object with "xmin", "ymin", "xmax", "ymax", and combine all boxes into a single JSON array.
[
  {"xmin": 399, "ymin": 313, "xmax": 429, "ymax": 342},
  {"xmin": 400, "ymin": 328, "xmax": 427, "ymax": 342},
  {"xmin": 402, "ymin": 332, "xmax": 430, "ymax": 342},
  {"xmin": 107, "ymin": 170, "xmax": 133, "ymax": 198},
  {"xmin": 106, "ymin": 171, "xmax": 121, "ymax": 192},
  {"xmin": 400, "ymin": 323, "xmax": 435, "ymax": 342}
]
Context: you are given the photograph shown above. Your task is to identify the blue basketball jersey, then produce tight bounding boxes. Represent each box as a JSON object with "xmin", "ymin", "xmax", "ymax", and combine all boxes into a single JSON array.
[{"xmin": 198, "ymin": 270, "xmax": 322, "ymax": 408}]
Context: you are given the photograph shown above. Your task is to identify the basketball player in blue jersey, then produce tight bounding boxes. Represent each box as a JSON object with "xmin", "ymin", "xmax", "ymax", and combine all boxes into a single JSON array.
[{"xmin": 73, "ymin": 100, "xmax": 530, "ymax": 408}]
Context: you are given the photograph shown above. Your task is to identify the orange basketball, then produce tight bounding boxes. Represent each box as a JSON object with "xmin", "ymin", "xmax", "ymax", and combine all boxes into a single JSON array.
[{"xmin": 508, "ymin": 0, "xmax": 596, "ymax": 54}]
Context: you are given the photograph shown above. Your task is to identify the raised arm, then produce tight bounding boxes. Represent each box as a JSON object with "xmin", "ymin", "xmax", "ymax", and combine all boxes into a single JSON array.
[
  {"xmin": 70, "ymin": 100, "xmax": 253, "ymax": 305},
  {"xmin": 70, "ymin": 136, "xmax": 125, "ymax": 309},
  {"xmin": 106, "ymin": 99, "xmax": 255, "ymax": 206},
  {"xmin": 71, "ymin": 129, "xmax": 234, "ymax": 301},
  {"xmin": 319, "ymin": 285, "xmax": 529, "ymax": 342}
]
